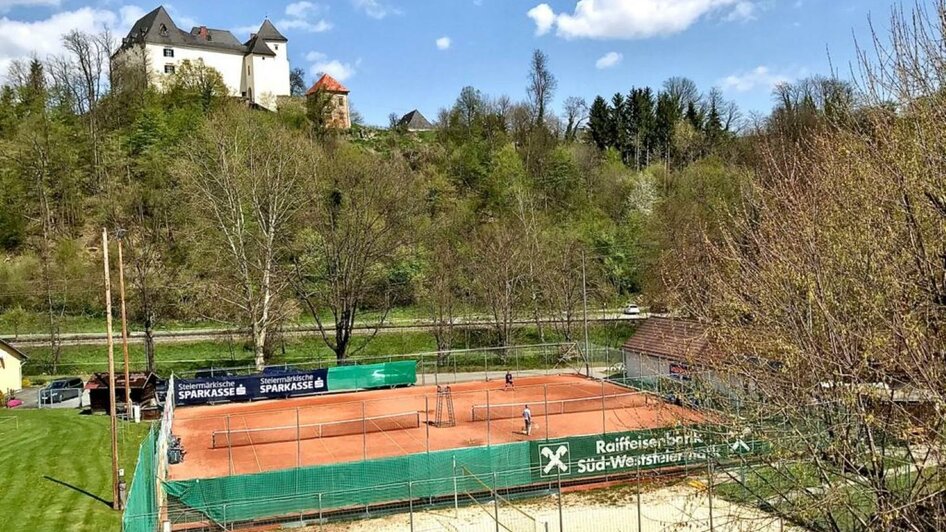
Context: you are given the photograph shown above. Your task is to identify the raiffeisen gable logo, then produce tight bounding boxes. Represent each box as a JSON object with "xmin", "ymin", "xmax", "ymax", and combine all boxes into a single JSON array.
[{"xmin": 538, "ymin": 442, "xmax": 571, "ymax": 477}]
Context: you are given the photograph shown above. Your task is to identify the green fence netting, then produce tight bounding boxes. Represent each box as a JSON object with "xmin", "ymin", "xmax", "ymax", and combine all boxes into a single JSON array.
[
  {"xmin": 328, "ymin": 360, "xmax": 417, "ymax": 391},
  {"xmin": 163, "ymin": 441, "xmax": 532, "ymax": 523},
  {"xmin": 123, "ymin": 424, "xmax": 158, "ymax": 532},
  {"xmin": 162, "ymin": 424, "xmax": 770, "ymax": 525}
]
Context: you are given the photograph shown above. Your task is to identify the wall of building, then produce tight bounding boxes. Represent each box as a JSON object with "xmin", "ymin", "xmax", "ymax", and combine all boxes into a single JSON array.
[
  {"xmin": 0, "ymin": 346, "xmax": 23, "ymax": 395},
  {"xmin": 248, "ymin": 54, "xmax": 285, "ymax": 111},
  {"xmin": 623, "ymin": 350, "xmax": 743, "ymax": 404},
  {"xmin": 260, "ymin": 39, "xmax": 291, "ymax": 97},
  {"xmin": 328, "ymin": 93, "xmax": 351, "ymax": 129},
  {"xmin": 144, "ymin": 43, "xmax": 245, "ymax": 96}
]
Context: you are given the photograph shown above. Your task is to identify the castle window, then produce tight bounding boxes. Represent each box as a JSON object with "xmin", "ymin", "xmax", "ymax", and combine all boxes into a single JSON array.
[
  {"xmin": 274, "ymin": 44, "xmax": 279, "ymax": 50},
  {"xmin": 163, "ymin": 48, "xmax": 174, "ymax": 58},
  {"xmin": 247, "ymin": 65, "xmax": 251, "ymax": 75},
  {"xmin": 164, "ymin": 64, "xmax": 175, "ymax": 74},
  {"xmin": 159, "ymin": 24, "xmax": 168, "ymax": 37}
]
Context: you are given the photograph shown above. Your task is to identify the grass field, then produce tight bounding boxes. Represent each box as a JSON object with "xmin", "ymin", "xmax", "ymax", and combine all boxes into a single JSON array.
[
  {"xmin": 22, "ymin": 322, "xmax": 636, "ymax": 378},
  {"xmin": 0, "ymin": 409, "xmax": 150, "ymax": 532}
]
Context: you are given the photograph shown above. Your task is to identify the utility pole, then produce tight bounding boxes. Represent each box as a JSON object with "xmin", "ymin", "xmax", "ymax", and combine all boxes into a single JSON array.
[
  {"xmin": 116, "ymin": 230, "xmax": 133, "ymax": 415},
  {"xmin": 581, "ymin": 250, "xmax": 591, "ymax": 377},
  {"xmin": 102, "ymin": 228, "xmax": 121, "ymax": 510}
]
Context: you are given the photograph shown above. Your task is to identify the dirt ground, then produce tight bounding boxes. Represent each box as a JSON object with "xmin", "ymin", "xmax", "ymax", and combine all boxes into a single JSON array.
[
  {"xmin": 170, "ymin": 374, "xmax": 705, "ymax": 480},
  {"xmin": 314, "ymin": 481, "xmax": 791, "ymax": 532}
]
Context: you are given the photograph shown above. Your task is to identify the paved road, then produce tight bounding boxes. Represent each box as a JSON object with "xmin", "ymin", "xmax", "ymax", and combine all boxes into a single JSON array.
[{"xmin": 4, "ymin": 312, "xmax": 643, "ymax": 348}]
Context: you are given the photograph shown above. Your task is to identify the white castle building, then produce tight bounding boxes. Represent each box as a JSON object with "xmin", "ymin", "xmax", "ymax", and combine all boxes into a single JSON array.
[{"xmin": 116, "ymin": 6, "xmax": 290, "ymax": 110}]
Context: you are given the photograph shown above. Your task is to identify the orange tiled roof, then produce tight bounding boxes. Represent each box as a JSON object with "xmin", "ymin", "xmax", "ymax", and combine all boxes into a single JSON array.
[{"xmin": 306, "ymin": 74, "xmax": 349, "ymax": 95}]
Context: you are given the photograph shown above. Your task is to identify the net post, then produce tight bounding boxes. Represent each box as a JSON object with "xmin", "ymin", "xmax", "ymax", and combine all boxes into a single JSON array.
[
  {"xmin": 362, "ymin": 401, "xmax": 367, "ymax": 461},
  {"xmin": 544, "ymin": 384, "xmax": 549, "ymax": 442},
  {"xmin": 296, "ymin": 408, "xmax": 301, "ymax": 468},
  {"xmin": 226, "ymin": 414, "xmax": 233, "ymax": 476}
]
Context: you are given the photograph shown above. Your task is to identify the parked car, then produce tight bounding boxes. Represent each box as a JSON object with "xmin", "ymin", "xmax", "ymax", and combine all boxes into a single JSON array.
[
  {"xmin": 623, "ymin": 303, "xmax": 641, "ymax": 316},
  {"xmin": 40, "ymin": 377, "xmax": 84, "ymax": 404}
]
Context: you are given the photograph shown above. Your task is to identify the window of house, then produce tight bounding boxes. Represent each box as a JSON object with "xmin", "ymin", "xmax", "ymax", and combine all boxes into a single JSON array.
[
  {"xmin": 159, "ymin": 24, "xmax": 168, "ymax": 37},
  {"xmin": 164, "ymin": 64, "xmax": 175, "ymax": 74},
  {"xmin": 274, "ymin": 44, "xmax": 279, "ymax": 50},
  {"xmin": 163, "ymin": 48, "xmax": 174, "ymax": 58}
]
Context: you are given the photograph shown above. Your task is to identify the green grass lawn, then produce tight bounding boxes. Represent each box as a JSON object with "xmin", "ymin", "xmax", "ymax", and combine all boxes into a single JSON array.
[
  {"xmin": 0, "ymin": 409, "xmax": 151, "ymax": 531},
  {"xmin": 23, "ymin": 322, "xmax": 636, "ymax": 378}
]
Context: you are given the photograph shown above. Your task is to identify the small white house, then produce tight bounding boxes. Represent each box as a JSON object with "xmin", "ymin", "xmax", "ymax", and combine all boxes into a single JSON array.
[
  {"xmin": 114, "ymin": 6, "xmax": 291, "ymax": 111},
  {"xmin": 0, "ymin": 339, "xmax": 27, "ymax": 396}
]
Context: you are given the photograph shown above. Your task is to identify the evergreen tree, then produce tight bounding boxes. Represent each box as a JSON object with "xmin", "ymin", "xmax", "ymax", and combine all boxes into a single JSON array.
[
  {"xmin": 654, "ymin": 91, "xmax": 680, "ymax": 164},
  {"xmin": 588, "ymin": 96, "xmax": 612, "ymax": 150}
]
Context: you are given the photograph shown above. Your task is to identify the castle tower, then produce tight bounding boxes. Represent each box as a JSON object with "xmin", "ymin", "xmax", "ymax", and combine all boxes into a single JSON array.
[{"xmin": 306, "ymin": 74, "xmax": 351, "ymax": 129}]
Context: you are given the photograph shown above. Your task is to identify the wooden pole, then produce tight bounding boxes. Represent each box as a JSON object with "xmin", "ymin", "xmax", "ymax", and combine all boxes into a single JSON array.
[
  {"xmin": 102, "ymin": 228, "xmax": 121, "ymax": 510},
  {"xmin": 117, "ymin": 237, "xmax": 132, "ymax": 415}
]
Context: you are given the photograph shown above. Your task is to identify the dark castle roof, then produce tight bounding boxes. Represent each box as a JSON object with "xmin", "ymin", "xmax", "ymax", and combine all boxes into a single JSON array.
[
  {"xmin": 398, "ymin": 110, "xmax": 434, "ymax": 131},
  {"xmin": 122, "ymin": 6, "xmax": 284, "ymax": 56}
]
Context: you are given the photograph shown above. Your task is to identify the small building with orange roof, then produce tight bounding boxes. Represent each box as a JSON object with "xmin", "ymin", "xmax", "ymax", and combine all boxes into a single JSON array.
[{"xmin": 306, "ymin": 74, "xmax": 351, "ymax": 129}]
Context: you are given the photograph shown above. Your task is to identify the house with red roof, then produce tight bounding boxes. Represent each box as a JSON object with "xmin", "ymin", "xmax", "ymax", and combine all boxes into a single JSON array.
[{"xmin": 306, "ymin": 74, "xmax": 351, "ymax": 129}]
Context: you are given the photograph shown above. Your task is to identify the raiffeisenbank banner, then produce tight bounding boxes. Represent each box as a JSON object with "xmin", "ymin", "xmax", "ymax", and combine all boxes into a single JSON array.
[{"xmin": 532, "ymin": 426, "xmax": 763, "ymax": 478}]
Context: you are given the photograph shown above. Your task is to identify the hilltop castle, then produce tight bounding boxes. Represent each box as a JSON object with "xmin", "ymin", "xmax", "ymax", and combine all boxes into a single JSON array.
[{"xmin": 115, "ymin": 6, "xmax": 291, "ymax": 111}]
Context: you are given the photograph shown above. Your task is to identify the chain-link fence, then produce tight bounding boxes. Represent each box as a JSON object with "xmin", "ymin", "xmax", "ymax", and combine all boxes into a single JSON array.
[{"xmin": 135, "ymin": 459, "xmax": 789, "ymax": 532}]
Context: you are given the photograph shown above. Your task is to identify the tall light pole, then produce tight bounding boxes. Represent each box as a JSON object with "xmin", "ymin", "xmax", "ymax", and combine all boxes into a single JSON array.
[
  {"xmin": 101, "ymin": 228, "xmax": 121, "ymax": 510},
  {"xmin": 116, "ymin": 229, "xmax": 133, "ymax": 415}
]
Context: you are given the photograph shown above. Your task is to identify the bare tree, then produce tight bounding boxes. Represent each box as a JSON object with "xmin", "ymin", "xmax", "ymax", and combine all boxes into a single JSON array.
[
  {"xmin": 294, "ymin": 149, "xmax": 425, "ymax": 362},
  {"xmin": 664, "ymin": 4, "xmax": 946, "ymax": 529},
  {"xmin": 181, "ymin": 108, "xmax": 310, "ymax": 370},
  {"xmin": 527, "ymin": 49, "xmax": 557, "ymax": 127},
  {"xmin": 466, "ymin": 221, "xmax": 529, "ymax": 349},
  {"xmin": 562, "ymin": 96, "xmax": 588, "ymax": 142}
]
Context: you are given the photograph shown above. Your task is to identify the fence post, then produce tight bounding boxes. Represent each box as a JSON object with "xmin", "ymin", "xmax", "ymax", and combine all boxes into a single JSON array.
[
  {"xmin": 296, "ymin": 408, "xmax": 301, "ymax": 468},
  {"xmin": 707, "ymin": 455, "xmax": 714, "ymax": 531},
  {"xmin": 453, "ymin": 354, "xmax": 458, "ymax": 384},
  {"xmin": 601, "ymin": 379, "xmax": 607, "ymax": 435},
  {"xmin": 636, "ymin": 464, "xmax": 642, "ymax": 531},
  {"xmin": 453, "ymin": 456, "xmax": 459, "ymax": 519},
  {"xmin": 557, "ymin": 472, "xmax": 564, "ymax": 532},
  {"xmin": 362, "ymin": 401, "xmax": 367, "ymax": 461},
  {"xmin": 425, "ymin": 394, "xmax": 430, "ymax": 453},
  {"xmin": 408, "ymin": 481, "xmax": 414, "ymax": 532},
  {"xmin": 318, "ymin": 493, "xmax": 323, "ymax": 530},
  {"xmin": 486, "ymin": 389, "xmax": 491, "ymax": 446},
  {"xmin": 544, "ymin": 384, "xmax": 549, "ymax": 442},
  {"xmin": 493, "ymin": 472, "xmax": 500, "ymax": 532},
  {"xmin": 484, "ymin": 352, "xmax": 488, "ymax": 382}
]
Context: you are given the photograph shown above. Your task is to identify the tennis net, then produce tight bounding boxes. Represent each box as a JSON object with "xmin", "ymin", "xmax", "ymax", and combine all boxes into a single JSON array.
[
  {"xmin": 470, "ymin": 392, "xmax": 649, "ymax": 421},
  {"xmin": 211, "ymin": 411, "xmax": 422, "ymax": 448}
]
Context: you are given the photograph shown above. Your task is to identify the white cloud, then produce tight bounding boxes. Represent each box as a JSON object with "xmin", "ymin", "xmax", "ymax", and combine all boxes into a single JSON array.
[
  {"xmin": 353, "ymin": 0, "xmax": 399, "ymax": 19},
  {"xmin": 278, "ymin": 18, "xmax": 332, "ymax": 32},
  {"xmin": 528, "ymin": 0, "xmax": 757, "ymax": 40},
  {"xmin": 306, "ymin": 51, "xmax": 357, "ymax": 81},
  {"xmin": 595, "ymin": 51, "xmax": 622, "ymax": 69},
  {"xmin": 724, "ymin": 1, "xmax": 759, "ymax": 22},
  {"xmin": 234, "ymin": 1, "xmax": 331, "ymax": 38},
  {"xmin": 527, "ymin": 4, "xmax": 555, "ymax": 36},
  {"xmin": 285, "ymin": 1, "xmax": 319, "ymax": 19},
  {"xmin": 0, "ymin": 6, "xmax": 132, "ymax": 78},
  {"xmin": 436, "ymin": 36, "xmax": 451, "ymax": 50},
  {"xmin": 719, "ymin": 65, "xmax": 794, "ymax": 93}
]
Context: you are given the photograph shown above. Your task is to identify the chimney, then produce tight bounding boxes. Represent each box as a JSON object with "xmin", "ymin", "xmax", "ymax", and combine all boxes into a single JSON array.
[{"xmin": 198, "ymin": 26, "xmax": 209, "ymax": 39}]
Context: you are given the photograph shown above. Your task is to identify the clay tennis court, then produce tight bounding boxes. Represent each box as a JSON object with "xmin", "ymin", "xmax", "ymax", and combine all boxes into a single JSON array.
[{"xmin": 169, "ymin": 374, "xmax": 706, "ymax": 480}]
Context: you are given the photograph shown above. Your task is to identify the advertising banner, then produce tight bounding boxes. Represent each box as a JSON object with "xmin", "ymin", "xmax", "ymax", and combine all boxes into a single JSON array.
[
  {"xmin": 174, "ymin": 368, "xmax": 329, "ymax": 406},
  {"xmin": 532, "ymin": 426, "xmax": 765, "ymax": 479}
]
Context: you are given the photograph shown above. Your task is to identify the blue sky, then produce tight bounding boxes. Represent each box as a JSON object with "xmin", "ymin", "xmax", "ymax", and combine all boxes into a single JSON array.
[{"xmin": 0, "ymin": 0, "xmax": 913, "ymax": 125}]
